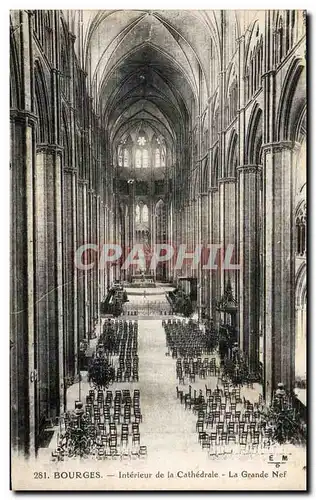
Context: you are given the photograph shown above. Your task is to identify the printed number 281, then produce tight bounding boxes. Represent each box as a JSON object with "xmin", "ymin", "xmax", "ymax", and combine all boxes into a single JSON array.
[{"xmin": 33, "ymin": 472, "xmax": 48, "ymax": 479}]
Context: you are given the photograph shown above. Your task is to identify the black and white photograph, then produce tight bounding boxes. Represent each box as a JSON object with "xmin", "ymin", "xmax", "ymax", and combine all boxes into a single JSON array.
[{"xmin": 9, "ymin": 8, "xmax": 307, "ymax": 490}]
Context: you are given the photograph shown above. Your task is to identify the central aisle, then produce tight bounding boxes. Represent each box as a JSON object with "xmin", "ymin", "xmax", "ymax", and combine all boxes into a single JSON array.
[
  {"xmin": 137, "ymin": 320, "xmax": 207, "ymax": 467},
  {"xmin": 39, "ymin": 317, "xmax": 305, "ymax": 491}
]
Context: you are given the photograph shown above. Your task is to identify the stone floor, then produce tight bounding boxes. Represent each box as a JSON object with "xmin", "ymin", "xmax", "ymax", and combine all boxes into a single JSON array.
[{"xmin": 36, "ymin": 316, "xmax": 306, "ymax": 489}]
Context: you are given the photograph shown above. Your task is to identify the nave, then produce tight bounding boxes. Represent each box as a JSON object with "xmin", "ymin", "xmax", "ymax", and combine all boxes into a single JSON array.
[
  {"xmin": 40, "ymin": 317, "xmax": 305, "ymax": 488},
  {"xmin": 10, "ymin": 10, "xmax": 307, "ymax": 474}
]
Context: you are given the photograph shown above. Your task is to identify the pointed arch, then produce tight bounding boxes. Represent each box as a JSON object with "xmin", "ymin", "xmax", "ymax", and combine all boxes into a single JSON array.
[
  {"xmin": 10, "ymin": 27, "xmax": 21, "ymax": 109},
  {"xmin": 295, "ymin": 200, "xmax": 307, "ymax": 257},
  {"xmin": 276, "ymin": 57, "xmax": 305, "ymax": 141},
  {"xmin": 212, "ymin": 147, "xmax": 219, "ymax": 185},
  {"xmin": 34, "ymin": 59, "xmax": 51, "ymax": 144},
  {"xmin": 246, "ymin": 103, "xmax": 263, "ymax": 165},
  {"xmin": 201, "ymin": 157, "xmax": 209, "ymax": 193},
  {"xmin": 295, "ymin": 262, "xmax": 307, "ymax": 308},
  {"xmin": 61, "ymin": 106, "xmax": 71, "ymax": 168},
  {"xmin": 226, "ymin": 130, "xmax": 238, "ymax": 177}
]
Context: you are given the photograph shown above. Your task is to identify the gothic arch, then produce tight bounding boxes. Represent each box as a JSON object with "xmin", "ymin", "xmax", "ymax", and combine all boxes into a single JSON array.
[
  {"xmin": 295, "ymin": 262, "xmax": 307, "ymax": 309},
  {"xmin": 201, "ymin": 157, "xmax": 209, "ymax": 193},
  {"xmin": 276, "ymin": 57, "xmax": 306, "ymax": 141},
  {"xmin": 61, "ymin": 106, "xmax": 71, "ymax": 168},
  {"xmin": 10, "ymin": 29, "xmax": 21, "ymax": 109},
  {"xmin": 225, "ymin": 62, "xmax": 237, "ymax": 99},
  {"xmin": 295, "ymin": 105, "xmax": 307, "ymax": 144},
  {"xmin": 226, "ymin": 130, "xmax": 238, "ymax": 177},
  {"xmin": 193, "ymin": 169, "xmax": 199, "ymax": 199},
  {"xmin": 34, "ymin": 60, "xmax": 51, "ymax": 144},
  {"xmin": 212, "ymin": 147, "xmax": 219, "ymax": 185},
  {"xmin": 155, "ymin": 198, "xmax": 165, "ymax": 214},
  {"xmin": 295, "ymin": 200, "xmax": 307, "ymax": 257},
  {"xmin": 60, "ymin": 16, "xmax": 71, "ymax": 99},
  {"xmin": 246, "ymin": 103, "xmax": 263, "ymax": 165}
]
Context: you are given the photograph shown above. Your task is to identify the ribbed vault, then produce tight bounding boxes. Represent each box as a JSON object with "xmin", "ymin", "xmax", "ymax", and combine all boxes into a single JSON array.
[{"xmin": 82, "ymin": 10, "xmax": 220, "ymax": 168}]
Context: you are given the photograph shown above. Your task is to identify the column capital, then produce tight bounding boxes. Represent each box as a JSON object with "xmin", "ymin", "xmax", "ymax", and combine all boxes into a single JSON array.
[
  {"xmin": 78, "ymin": 178, "xmax": 88, "ymax": 185},
  {"xmin": 218, "ymin": 177, "xmax": 237, "ymax": 184},
  {"xmin": 262, "ymin": 140, "xmax": 301, "ymax": 154},
  {"xmin": 237, "ymin": 164, "xmax": 262, "ymax": 174},
  {"xmin": 36, "ymin": 143, "xmax": 63, "ymax": 155},
  {"xmin": 63, "ymin": 166, "xmax": 76, "ymax": 174},
  {"xmin": 10, "ymin": 108, "xmax": 38, "ymax": 125}
]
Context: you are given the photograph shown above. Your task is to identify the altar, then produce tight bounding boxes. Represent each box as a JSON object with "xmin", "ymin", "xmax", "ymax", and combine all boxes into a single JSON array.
[{"xmin": 130, "ymin": 273, "xmax": 156, "ymax": 287}]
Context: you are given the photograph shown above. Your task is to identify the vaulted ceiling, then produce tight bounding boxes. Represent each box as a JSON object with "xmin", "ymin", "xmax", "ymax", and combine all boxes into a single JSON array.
[{"xmin": 80, "ymin": 10, "xmax": 221, "ymax": 150}]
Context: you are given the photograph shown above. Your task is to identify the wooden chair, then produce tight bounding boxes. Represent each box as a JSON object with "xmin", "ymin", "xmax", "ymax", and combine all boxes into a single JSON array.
[
  {"xmin": 139, "ymin": 446, "xmax": 147, "ymax": 457},
  {"xmin": 132, "ymin": 433, "xmax": 140, "ymax": 445}
]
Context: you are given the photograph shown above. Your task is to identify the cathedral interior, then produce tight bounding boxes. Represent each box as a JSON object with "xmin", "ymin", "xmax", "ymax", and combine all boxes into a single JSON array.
[{"xmin": 10, "ymin": 10, "xmax": 306, "ymax": 460}]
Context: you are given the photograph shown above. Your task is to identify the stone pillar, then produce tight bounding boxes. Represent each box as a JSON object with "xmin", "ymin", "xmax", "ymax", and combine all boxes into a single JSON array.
[
  {"xmin": 262, "ymin": 142, "xmax": 299, "ymax": 401},
  {"xmin": 152, "ymin": 204, "xmax": 157, "ymax": 280},
  {"xmin": 34, "ymin": 144, "xmax": 64, "ymax": 428},
  {"xmin": 218, "ymin": 180, "xmax": 225, "ymax": 304},
  {"xmin": 63, "ymin": 167, "xmax": 78, "ymax": 383},
  {"xmin": 200, "ymin": 192, "xmax": 209, "ymax": 317},
  {"xmin": 10, "ymin": 109, "xmax": 37, "ymax": 456},
  {"xmin": 54, "ymin": 150, "xmax": 65, "ymax": 415},
  {"xmin": 237, "ymin": 165, "xmax": 261, "ymax": 373},
  {"xmin": 99, "ymin": 199, "xmax": 105, "ymax": 296},
  {"xmin": 105, "ymin": 204, "xmax": 110, "ymax": 289},
  {"xmin": 208, "ymin": 187, "xmax": 218, "ymax": 321},
  {"xmin": 295, "ymin": 304, "xmax": 306, "ymax": 380},
  {"xmin": 77, "ymin": 179, "xmax": 88, "ymax": 341},
  {"xmin": 87, "ymin": 189, "xmax": 97, "ymax": 336},
  {"xmin": 10, "ymin": 9, "xmax": 37, "ymax": 456}
]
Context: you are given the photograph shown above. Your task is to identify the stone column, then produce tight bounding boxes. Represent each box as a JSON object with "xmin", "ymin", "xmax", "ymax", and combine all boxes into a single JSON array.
[
  {"xmin": 10, "ymin": 109, "xmax": 37, "ymax": 455},
  {"xmin": 10, "ymin": 9, "xmax": 37, "ymax": 456},
  {"xmin": 54, "ymin": 149, "xmax": 65, "ymax": 415},
  {"xmin": 63, "ymin": 167, "xmax": 78, "ymax": 382},
  {"xmin": 99, "ymin": 199, "xmax": 105, "ymax": 297},
  {"xmin": 262, "ymin": 142, "xmax": 299, "ymax": 401},
  {"xmin": 237, "ymin": 165, "xmax": 261, "ymax": 373},
  {"xmin": 208, "ymin": 187, "xmax": 218, "ymax": 321},
  {"xmin": 200, "ymin": 192, "xmax": 209, "ymax": 317},
  {"xmin": 217, "ymin": 178, "xmax": 238, "ymax": 327},
  {"xmin": 34, "ymin": 144, "xmax": 64, "ymax": 426},
  {"xmin": 105, "ymin": 204, "xmax": 110, "ymax": 289},
  {"xmin": 77, "ymin": 179, "xmax": 88, "ymax": 341},
  {"xmin": 151, "ymin": 204, "xmax": 157, "ymax": 280},
  {"xmin": 88, "ymin": 189, "xmax": 97, "ymax": 336},
  {"xmin": 218, "ymin": 180, "xmax": 225, "ymax": 304}
]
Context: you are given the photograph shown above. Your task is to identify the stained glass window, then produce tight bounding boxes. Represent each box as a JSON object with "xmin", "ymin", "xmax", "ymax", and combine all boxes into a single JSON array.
[
  {"xmin": 135, "ymin": 205, "xmax": 140, "ymax": 223},
  {"xmin": 155, "ymin": 148, "xmax": 161, "ymax": 168},
  {"xmin": 137, "ymin": 136, "xmax": 146, "ymax": 146},
  {"xmin": 118, "ymin": 146, "xmax": 123, "ymax": 166},
  {"xmin": 142, "ymin": 204, "xmax": 149, "ymax": 223},
  {"xmin": 161, "ymin": 149, "xmax": 166, "ymax": 167},
  {"xmin": 123, "ymin": 149, "xmax": 129, "ymax": 167},
  {"xmin": 136, "ymin": 150, "xmax": 142, "ymax": 168},
  {"xmin": 143, "ymin": 149, "xmax": 149, "ymax": 168}
]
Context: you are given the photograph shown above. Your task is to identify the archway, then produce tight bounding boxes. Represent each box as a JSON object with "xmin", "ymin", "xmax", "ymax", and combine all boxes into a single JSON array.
[{"xmin": 295, "ymin": 263, "xmax": 306, "ymax": 386}]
